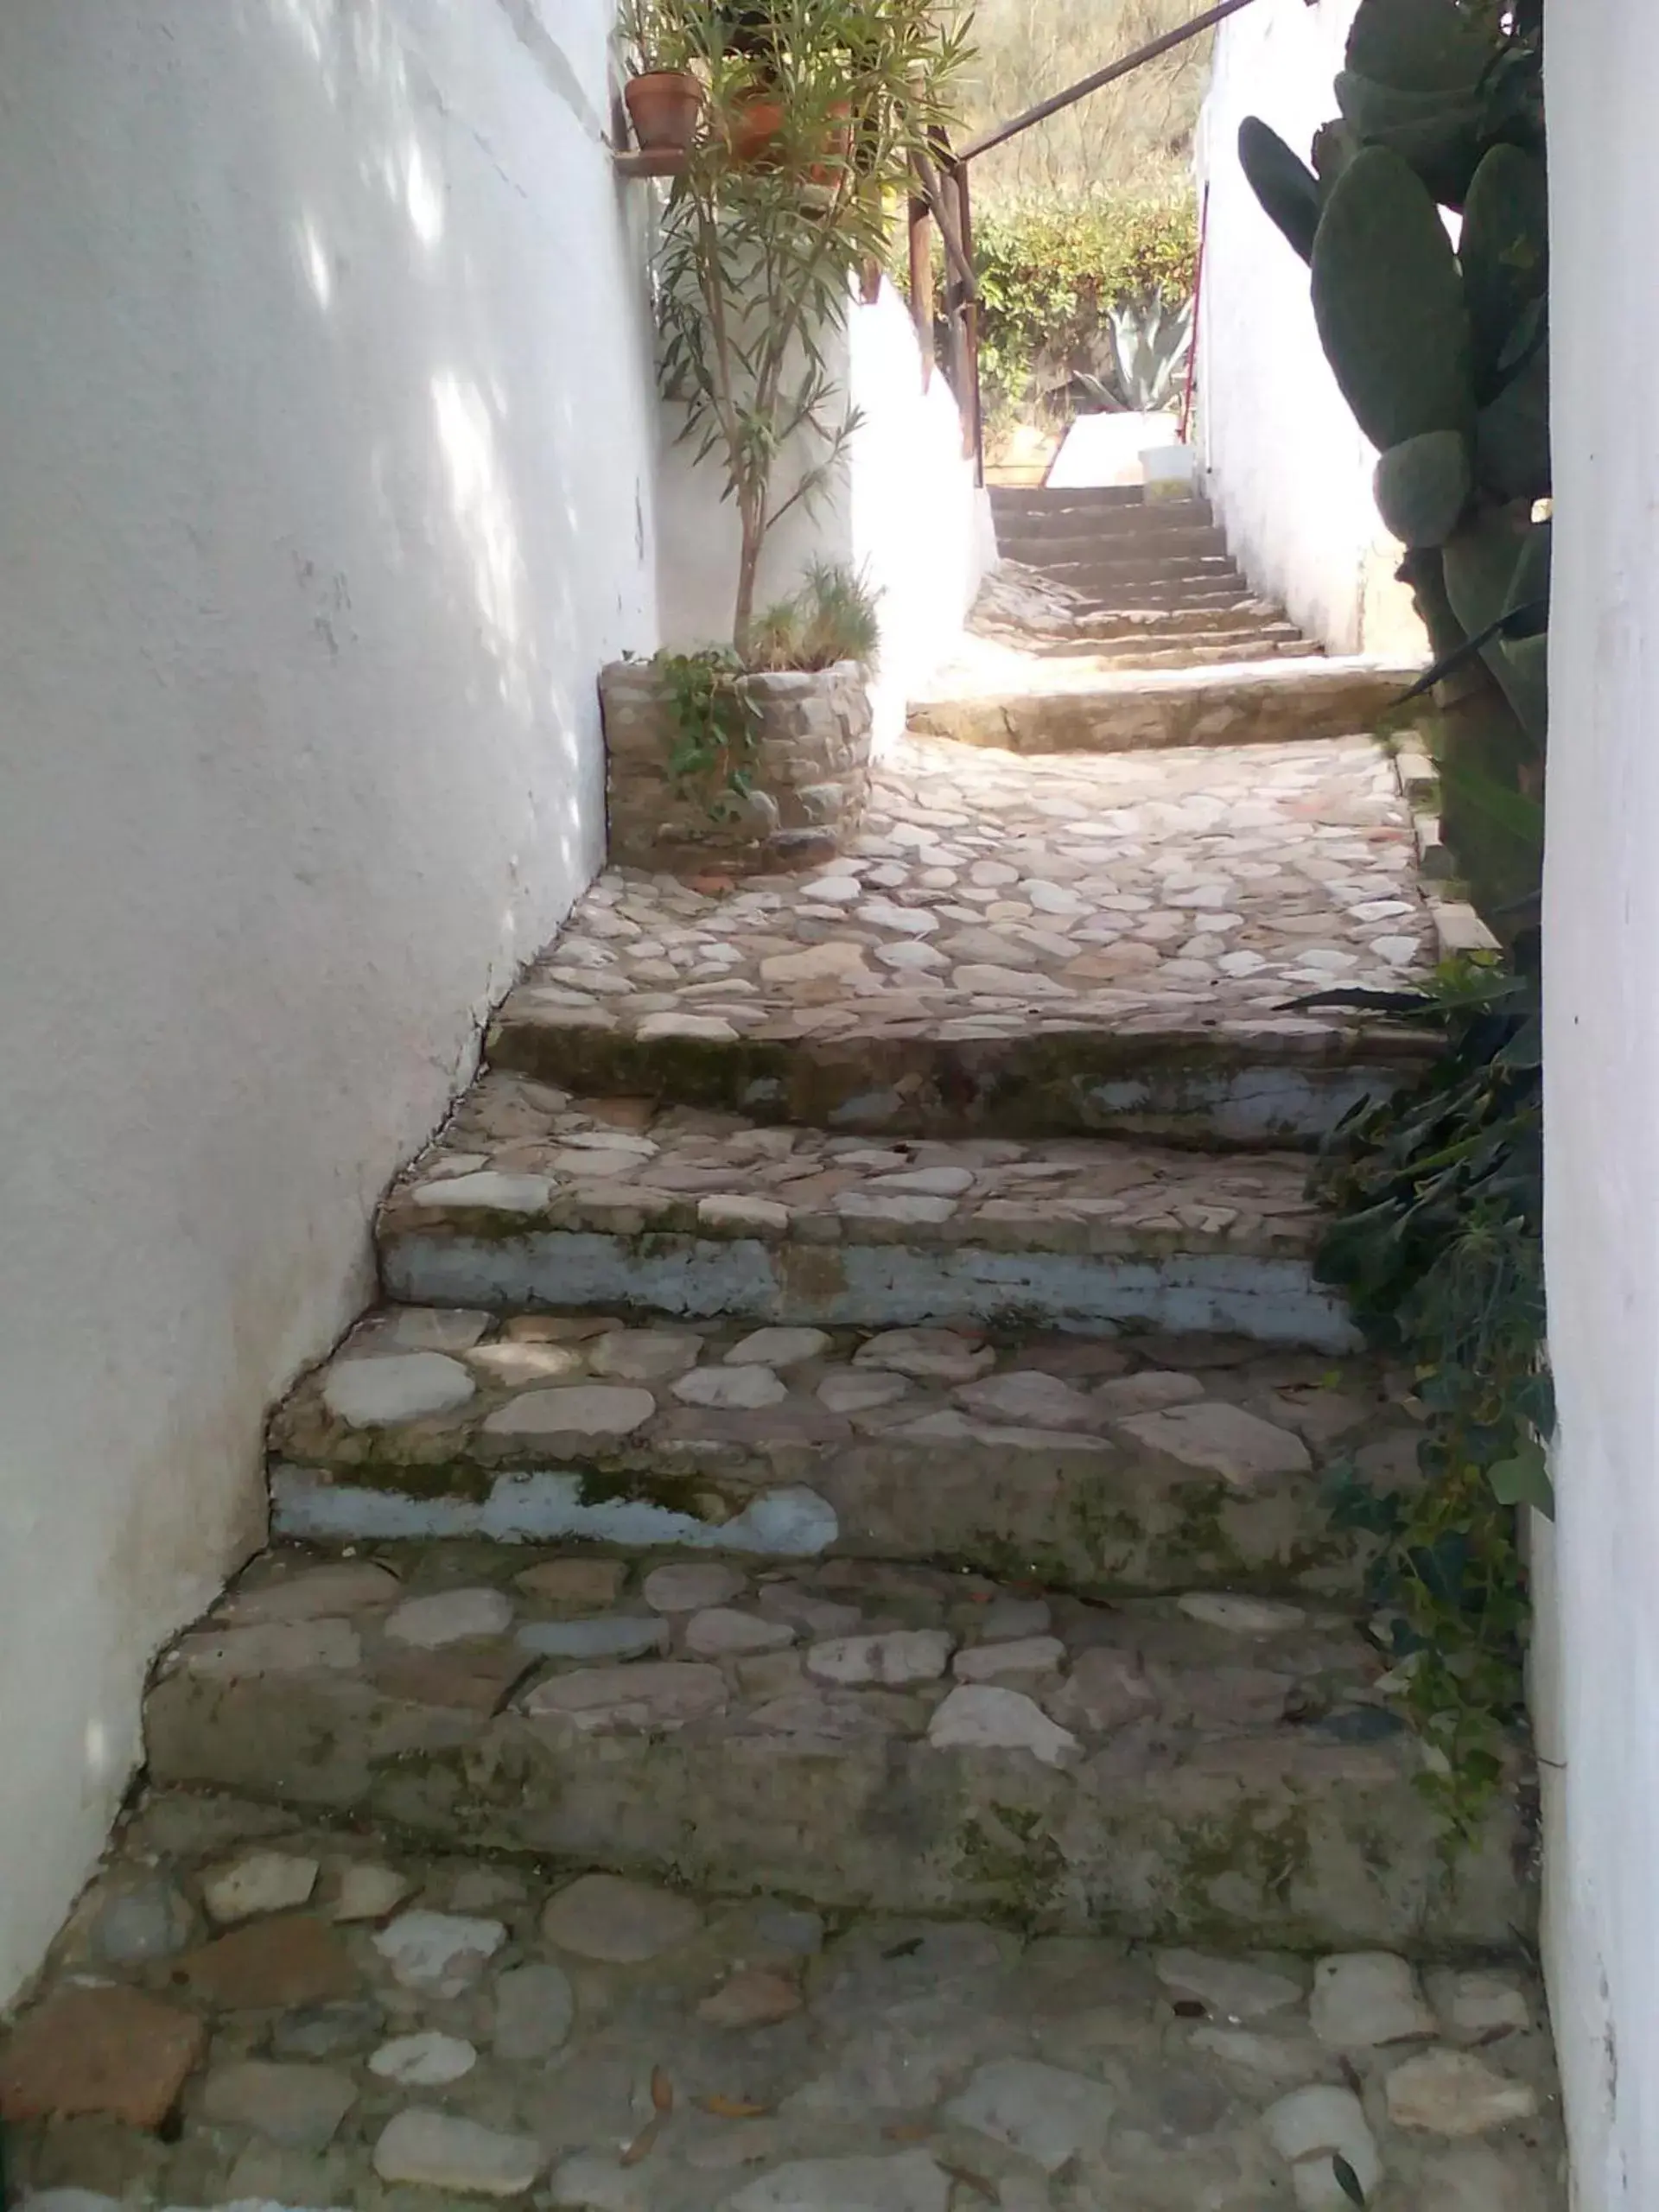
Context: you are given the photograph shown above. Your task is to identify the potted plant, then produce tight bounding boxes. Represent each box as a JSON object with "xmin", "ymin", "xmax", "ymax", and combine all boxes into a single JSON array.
[
  {"xmin": 602, "ymin": 564, "xmax": 884, "ymax": 873},
  {"xmin": 601, "ymin": 1, "xmax": 968, "ymax": 878},
  {"xmin": 652, "ymin": 0, "xmax": 968, "ymax": 647},
  {"xmin": 617, "ymin": 0, "xmax": 703, "ymax": 154}
]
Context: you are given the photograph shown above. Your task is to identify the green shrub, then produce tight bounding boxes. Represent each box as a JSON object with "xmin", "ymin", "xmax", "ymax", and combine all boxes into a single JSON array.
[
  {"xmin": 963, "ymin": 194, "xmax": 1198, "ymax": 426},
  {"xmin": 747, "ymin": 561, "xmax": 882, "ymax": 673}
]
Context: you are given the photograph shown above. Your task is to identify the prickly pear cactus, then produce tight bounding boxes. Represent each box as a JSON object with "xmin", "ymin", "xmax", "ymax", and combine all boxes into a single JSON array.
[{"xmin": 1236, "ymin": 0, "xmax": 1548, "ymax": 931}]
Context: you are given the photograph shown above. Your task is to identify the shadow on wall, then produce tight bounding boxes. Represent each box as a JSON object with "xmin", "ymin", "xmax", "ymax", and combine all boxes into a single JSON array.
[
  {"xmin": 652, "ymin": 281, "xmax": 988, "ymax": 737},
  {"xmin": 264, "ymin": 0, "xmax": 660, "ymax": 898},
  {"xmin": 0, "ymin": 0, "xmax": 659, "ymax": 2005}
]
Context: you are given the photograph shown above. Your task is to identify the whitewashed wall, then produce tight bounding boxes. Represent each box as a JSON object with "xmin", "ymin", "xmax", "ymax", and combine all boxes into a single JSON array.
[
  {"xmin": 1195, "ymin": 0, "xmax": 1421, "ymax": 656},
  {"xmin": 0, "ymin": 0, "xmax": 657, "ymax": 2005},
  {"xmin": 657, "ymin": 279, "xmax": 989, "ymax": 737},
  {"xmin": 1539, "ymin": 8, "xmax": 1659, "ymax": 2207}
]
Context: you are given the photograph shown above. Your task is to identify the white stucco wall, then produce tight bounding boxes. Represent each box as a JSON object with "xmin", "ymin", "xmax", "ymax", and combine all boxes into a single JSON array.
[
  {"xmin": 1539, "ymin": 9, "xmax": 1659, "ymax": 2206},
  {"xmin": 657, "ymin": 279, "xmax": 988, "ymax": 734},
  {"xmin": 1195, "ymin": 0, "xmax": 1421, "ymax": 655},
  {"xmin": 0, "ymin": 0, "xmax": 657, "ymax": 2005}
]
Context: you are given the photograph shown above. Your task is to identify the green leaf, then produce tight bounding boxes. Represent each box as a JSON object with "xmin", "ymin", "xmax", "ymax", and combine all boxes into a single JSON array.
[
  {"xmin": 1332, "ymin": 2151, "xmax": 1369, "ymax": 2207},
  {"xmin": 1438, "ymin": 760, "xmax": 1545, "ymax": 852},
  {"xmin": 1347, "ymin": 0, "xmax": 1497, "ymax": 93},
  {"xmin": 1238, "ymin": 118, "xmax": 1323, "ymax": 264},
  {"xmin": 1489, "ymin": 1440, "xmax": 1555, "ymax": 1517}
]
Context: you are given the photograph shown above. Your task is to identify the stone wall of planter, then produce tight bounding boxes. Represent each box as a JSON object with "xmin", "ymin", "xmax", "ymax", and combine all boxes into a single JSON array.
[{"xmin": 601, "ymin": 659, "xmax": 873, "ymax": 875}]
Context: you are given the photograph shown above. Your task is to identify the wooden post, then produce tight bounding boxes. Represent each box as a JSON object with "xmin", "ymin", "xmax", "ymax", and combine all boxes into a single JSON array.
[
  {"xmin": 954, "ymin": 161, "xmax": 982, "ymax": 479},
  {"xmin": 907, "ymin": 161, "xmax": 935, "ymax": 388}
]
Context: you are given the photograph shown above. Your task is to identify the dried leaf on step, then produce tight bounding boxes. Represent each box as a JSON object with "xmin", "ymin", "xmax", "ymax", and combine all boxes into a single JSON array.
[
  {"xmin": 700, "ymin": 2094, "xmax": 772, "ymax": 2119},
  {"xmin": 652, "ymin": 2065, "xmax": 674, "ymax": 2114},
  {"xmin": 620, "ymin": 2115, "xmax": 663, "ymax": 2168},
  {"xmin": 938, "ymin": 2162, "xmax": 997, "ymax": 2201},
  {"xmin": 881, "ymin": 2121, "xmax": 934, "ymax": 2144}
]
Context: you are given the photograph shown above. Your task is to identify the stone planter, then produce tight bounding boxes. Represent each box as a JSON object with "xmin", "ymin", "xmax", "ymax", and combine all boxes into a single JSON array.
[{"xmin": 601, "ymin": 658, "xmax": 874, "ymax": 875}]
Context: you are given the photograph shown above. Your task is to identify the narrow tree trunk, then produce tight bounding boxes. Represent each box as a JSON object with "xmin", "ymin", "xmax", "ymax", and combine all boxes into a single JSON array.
[{"xmin": 734, "ymin": 500, "xmax": 765, "ymax": 658}]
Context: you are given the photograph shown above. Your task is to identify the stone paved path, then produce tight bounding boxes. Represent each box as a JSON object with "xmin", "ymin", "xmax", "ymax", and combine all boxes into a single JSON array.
[
  {"xmin": 507, "ymin": 735, "xmax": 1432, "ymax": 1039},
  {"xmin": 6, "ymin": 1782, "xmax": 1561, "ymax": 2211},
  {"xmin": 2, "ymin": 653, "xmax": 1563, "ymax": 2207}
]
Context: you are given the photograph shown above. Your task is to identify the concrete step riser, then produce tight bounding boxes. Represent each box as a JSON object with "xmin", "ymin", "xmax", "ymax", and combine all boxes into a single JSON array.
[
  {"xmin": 1000, "ymin": 529, "xmax": 1228, "ymax": 563},
  {"xmin": 1012, "ymin": 569, "xmax": 1243, "ymax": 598},
  {"xmin": 991, "ymin": 486, "xmax": 1154, "ymax": 514},
  {"xmin": 1067, "ymin": 589, "xmax": 1277, "ymax": 612},
  {"xmin": 1000, "ymin": 502, "xmax": 1221, "ymax": 531},
  {"xmin": 481, "ymin": 1021, "xmax": 1421, "ymax": 1154},
  {"xmin": 1049, "ymin": 607, "xmax": 1287, "ymax": 641},
  {"xmin": 908, "ymin": 664, "xmax": 1419, "ymax": 754},
  {"xmin": 1038, "ymin": 639, "xmax": 1320, "ymax": 669},
  {"xmin": 143, "ymin": 1548, "xmax": 1530, "ymax": 1950},
  {"xmin": 379, "ymin": 1228, "xmax": 1357, "ymax": 1349}
]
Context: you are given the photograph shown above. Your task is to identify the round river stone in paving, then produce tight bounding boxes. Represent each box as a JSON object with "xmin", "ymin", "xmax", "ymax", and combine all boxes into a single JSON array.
[
  {"xmin": 1386, "ymin": 2049, "xmax": 1541, "ymax": 2136},
  {"xmin": 369, "ymin": 2030, "xmax": 479, "ymax": 2085},
  {"xmin": 927, "ymin": 1682, "xmax": 1080, "ymax": 1766},
  {"xmin": 672, "ymin": 1363, "xmax": 788, "ymax": 1410},
  {"xmin": 0, "ymin": 1986, "xmax": 205, "ymax": 2129},
  {"xmin": 727, "ymin": 1326, "xmax": 834, "ymax": 1368},
  {"xmin": 945, "ymin": 2056, "xmax": 1116, "ymax": 2171},
  {"xmin": 198, "ymin": 2058, "xmax": 357, "ymax": 2148},
  {"xmin": 854, "ymin": 1329, "xmax": 995, "ymax": 1383},
  {"xmin": 201, "ymin": 1851, "xmax": 319, "ymax": 1924},
  {"xmin": 1312, "ymin": 1952, "xmax": 1437, "ymax": 2049},
  {"xmin": 492, "ymin": 1962, "xmax": 575, "ymax": 2059},
  {"xmin": 517, "ymin": 1558, "xmax": 629, "ymax": 1611},
  {"xmin": 220, "ymin": 1560, "xmax": 402, "ymax": 1622},
  {"xmin": 481, "ymin": 1384, "xmax": 657, "ymax": 1440},
  {"xmin": 372, "ymin": 2107, "xmax": 543, "ymax": 2196},
  {"xmin": 588, "ymin": 1328, "xmax": 703, "ymax": 1382},
  {"xmin": 644, "ymin": 1561, "xmax": 747, "ymax": 1613},
  {"xmin": 728, "ymin": 2152, "xmax": 952, "ymax": 2212},
  {"xmin": 410, "ymin": 1168, "xmax": 553, "ymax": 1213},
  {"xmin": 6, "ymin": 1796, "xmax": 1566, "ymax": 2211},
  {"xmin": 384, "ymin": 1586, "xmax": 515, "ymax": 1648},
  {"xmin": 372, "ymin": 1910, "xmax": 505, "ymax": 1996},
  {"xmin": 321, "ymin": 1351, "xmax": 475, "ymax": 1427},
  {"xmin": 542, "ymin": 1873, "xmax": 703, "ymax": 1962},
  {"xmin": 516, "ymin": 1612, "xmax": 669, "ymax": 1661}
]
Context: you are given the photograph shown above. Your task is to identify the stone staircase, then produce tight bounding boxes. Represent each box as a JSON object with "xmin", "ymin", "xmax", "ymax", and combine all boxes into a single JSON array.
[
  {"xmin": 912, "ymin": 486, "xmax": 1426, "ymax": 760},
  {"xmin": 988, "ymin": 486, "xmax": 1314, "ymax": 664},
  {"xmin": 2, "ymin": 715, "xmax": 1557, "ymax": 2205}
]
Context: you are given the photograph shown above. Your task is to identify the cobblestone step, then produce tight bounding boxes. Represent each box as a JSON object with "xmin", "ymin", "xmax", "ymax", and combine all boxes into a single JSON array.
[
  {"xmin": 377, "ymin": 1080, "xmax": 1363, "ymax": 1344},
  {"xmin": 1035, "ymin": 557, "xmax": 1241, "ymax": 591},
  {"xmin": 1068, "ymin": 605, "xmax": 1299, "ymax": 642},
  {"xmin": 908, "ymin": 657, "xmax": 1423, "ymax": 754},
  {"xmin": 997, "ymin": 516, "xmax": 1226, "ymax": 557},
  {"xmin": 484, "ymin": 735, "xmax": 1437, "ymax": 1150},
  {"xmin": 270, "ymin": 1306, "xmax": 1416, "ymax": 1586},
  {"xmin": 991, "ymin": 483, "xmax": 1154, "ymax": 517},
  {"xmin": 142, "ymin": 1548, "xmax": 1530, "ymax": 1955},
  {"xmin": 4, "ymin": 1782, "xmax": 1562, "ymax": 2209},
  {"xmin": 1006, "ymin": 633, "xmax": 1321, "ymax": 669}
]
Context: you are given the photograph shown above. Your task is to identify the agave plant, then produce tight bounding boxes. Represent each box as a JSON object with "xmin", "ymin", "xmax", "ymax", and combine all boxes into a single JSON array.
[{"xmin": 1074, "ymin": 290, "xmax": 1193, "ymax": 414}]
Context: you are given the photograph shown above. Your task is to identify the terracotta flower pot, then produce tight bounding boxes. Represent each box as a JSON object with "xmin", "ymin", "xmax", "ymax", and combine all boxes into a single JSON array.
[
  {"xmin": 624, "ymin": 70, "xmax": 702, "ymax": 154},
  {"xmin": 807, "ymin": 100, "xmax": 854, "ymax": 188},
  {"xmin": 729, "ymin": 93, "xmax": 786, "ymax": 164}
]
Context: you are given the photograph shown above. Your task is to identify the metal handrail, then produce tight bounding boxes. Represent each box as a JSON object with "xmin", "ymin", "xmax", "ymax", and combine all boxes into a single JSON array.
[
  {"xmin": 957, "ymin": 0, "xmax": 1260, "ymax": 164},
  {"xmin": 908, "ymin": 0, "xmax": 1262, "ymax": 483}
]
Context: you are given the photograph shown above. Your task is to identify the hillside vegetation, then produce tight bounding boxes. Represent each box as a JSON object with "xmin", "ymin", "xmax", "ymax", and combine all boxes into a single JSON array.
[{"xmin": 953, "ymin": 0, "xmax": 1211, "ymax": 203}]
